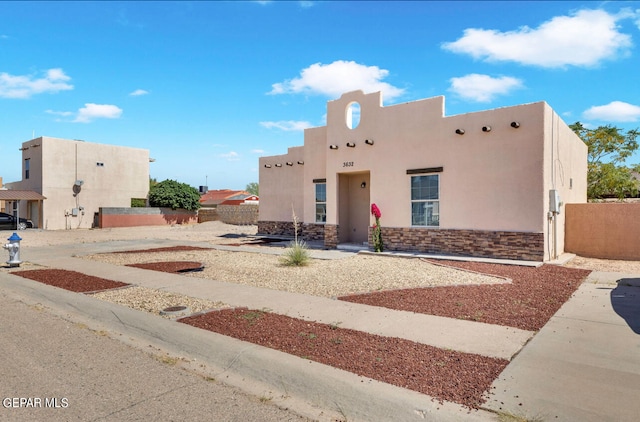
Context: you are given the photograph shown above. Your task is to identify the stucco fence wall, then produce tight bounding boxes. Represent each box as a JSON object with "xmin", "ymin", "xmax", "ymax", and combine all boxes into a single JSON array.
[
  {"xmin": 565, "ymin": 203, "xmax": 640, "ymax": 260},
  {"xmin": 98, "ymin": 207, "xmax": 197, "ymax": 228},
  {"xmin": 198, "ymin": 204, "xmax": 258, "ymax": 225}
]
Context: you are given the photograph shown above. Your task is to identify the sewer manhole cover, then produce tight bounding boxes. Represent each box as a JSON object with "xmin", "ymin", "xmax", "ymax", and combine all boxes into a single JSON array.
[{"xmin": 160, "ymin": 306, "xmax": 191, "ymax": 316}]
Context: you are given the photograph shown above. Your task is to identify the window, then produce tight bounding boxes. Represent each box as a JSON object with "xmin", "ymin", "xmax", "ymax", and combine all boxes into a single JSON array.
[
  {"xmin": 25, "ymin": 158, "xmax": 30, "ymax": 180},
  {"xmin": 315, "ymin": 183, "xmax": 326, "ymax": 223},
  {"xmin": 346, "ymin": 102, "xmax": 360, "ymax": 129},
  {"xmin": 411, "ymin": 175, "xmax": 439, "ymax": 226}
]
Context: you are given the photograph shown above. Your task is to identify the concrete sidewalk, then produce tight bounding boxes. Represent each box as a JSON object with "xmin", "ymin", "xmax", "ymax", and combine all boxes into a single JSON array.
[
  {"xmin": 484, "ymin": 271, "xmax": 640, "ymax": 421},
  {"xmin": 3, "ymin": 239, "xmax": 640, "ymax": 421}
]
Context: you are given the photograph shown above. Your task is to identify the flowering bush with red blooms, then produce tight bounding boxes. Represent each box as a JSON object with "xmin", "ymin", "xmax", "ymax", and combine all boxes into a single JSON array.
[
  {"xmin": 371, "ymin": 203, "xmax": 381, "ymax": 219},
  {"xmin": 371, "ymin": 203, "xmax": 383, "ymax": 252}
]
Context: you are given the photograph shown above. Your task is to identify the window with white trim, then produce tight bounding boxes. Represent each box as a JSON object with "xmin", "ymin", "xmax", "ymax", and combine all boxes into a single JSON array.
[
  {"xmin": 315, "ymin": 183, "xmax": 326, "ymax": 223},
  {"xmin": 411, "ymin": 174, "xmax": 439, "ymax": 226}
]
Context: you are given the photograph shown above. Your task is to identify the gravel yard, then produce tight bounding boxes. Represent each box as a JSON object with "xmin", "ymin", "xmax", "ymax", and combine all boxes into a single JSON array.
[{"xmin": 82, "ymin": 248, "xmax": 508, "ymax": 298}]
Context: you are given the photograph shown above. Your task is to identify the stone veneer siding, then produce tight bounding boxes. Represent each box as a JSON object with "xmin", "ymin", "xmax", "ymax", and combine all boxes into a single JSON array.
[
  {"xmin": 259, "ymin": 222, "xmax": 544, "ymax": 261},
  {"xmin": 257, "ymin": 221, "xmax": 325, "ymax": 242},
  {"xmin": 374, "ymin": 227, "xmax": 544, "ymax": 261},
  {"xmin": 324, "ymin": 224, "xmax": 338, "ymax": 248}
]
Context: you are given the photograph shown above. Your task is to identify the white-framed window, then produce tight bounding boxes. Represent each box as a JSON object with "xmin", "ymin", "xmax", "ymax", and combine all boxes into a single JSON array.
[
  {"xmin": 315, "ymin": 182, "xmax": 326, "ymax": 223},
  {"xmin": 411, "ymin": 174, "xmax": 439, "ymax": 226}
]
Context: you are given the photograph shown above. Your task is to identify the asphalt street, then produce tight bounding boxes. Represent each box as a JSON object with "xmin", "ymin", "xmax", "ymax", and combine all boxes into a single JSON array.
[{"xmin": 0, "ymin": 293, "xmax": 316, "ymax": 422}]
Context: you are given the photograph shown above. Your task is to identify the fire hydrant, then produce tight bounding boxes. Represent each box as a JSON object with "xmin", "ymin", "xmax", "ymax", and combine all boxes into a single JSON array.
[{"xmin": 3, "ymin": 232, "xmax": 22, "ymax": 267}]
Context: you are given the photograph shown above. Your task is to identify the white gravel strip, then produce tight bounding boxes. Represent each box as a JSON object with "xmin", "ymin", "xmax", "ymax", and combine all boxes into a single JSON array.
[{"xmin": 90, "ymin": 286, "xmax": 229, "ymax": 319}]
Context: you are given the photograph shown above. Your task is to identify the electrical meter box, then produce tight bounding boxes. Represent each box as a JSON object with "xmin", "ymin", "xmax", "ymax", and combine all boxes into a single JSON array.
[{"xmin": 549, "ymin": 189, "xmax": 561, "ymax": 214}]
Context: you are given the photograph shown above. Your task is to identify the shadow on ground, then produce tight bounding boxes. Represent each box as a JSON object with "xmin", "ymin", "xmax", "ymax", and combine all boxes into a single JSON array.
[{"xmin": 612, "ymin": 279, "xmax": 640, "ymax": 334}]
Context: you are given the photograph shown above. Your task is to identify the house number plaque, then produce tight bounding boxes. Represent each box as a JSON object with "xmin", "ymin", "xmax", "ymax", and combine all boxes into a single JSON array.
[{"xmin": 343, "ymin": 161, "xmax": 354, "ymax": 167}]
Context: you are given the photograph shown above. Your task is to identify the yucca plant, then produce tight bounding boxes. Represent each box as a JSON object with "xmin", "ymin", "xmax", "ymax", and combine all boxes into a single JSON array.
[{"xmin": 279, "ymin": 205, "xmax": 310, "ymax": 266}]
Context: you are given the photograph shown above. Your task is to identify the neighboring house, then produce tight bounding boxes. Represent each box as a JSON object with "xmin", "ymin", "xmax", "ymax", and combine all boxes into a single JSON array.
[
  {"xmin": 5, "ymin": 136, "xmax": 150, "ymax": 230},
  {"xmin": 220, "ymin": 195, "xmax": 259, "ymax": 206},
  {"xmin": 199, "ymin": 189, "xmax": 252, "ymax": 207},
  {"xmin": 258, "ymin": 90, "xmax": 587, "ymax": 262}
]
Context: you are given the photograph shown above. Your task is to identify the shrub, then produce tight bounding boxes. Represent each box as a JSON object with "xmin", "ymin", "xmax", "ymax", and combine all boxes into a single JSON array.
[
  {"xmin": 279, "ymin": 240, "xmax": 311, "ymax": 266},
  {"xmin": 148, "ymin": 179, "xmax": 201, "ymax": 211},
  {"xmin": 279, "ymin": 205, "xmax": 310, "ymax": 266}
]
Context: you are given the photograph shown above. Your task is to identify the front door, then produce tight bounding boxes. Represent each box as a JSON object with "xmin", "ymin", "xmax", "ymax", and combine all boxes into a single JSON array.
[{"xmin": 338, "ymin": 172, "xmax": 370, "ymax": 245}]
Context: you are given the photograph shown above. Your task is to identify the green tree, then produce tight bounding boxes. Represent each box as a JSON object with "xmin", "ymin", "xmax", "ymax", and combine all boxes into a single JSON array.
[
  {"xmin": 570, "ymin": 122, "xmax": 640, "ymax": 200},
  {"xmin": 148, "ymin": 179, "xmax": 201, "ymax": 211},
  {"xmin": 246, "ymin": 182, "xmax": 259, "ymax": 196}
]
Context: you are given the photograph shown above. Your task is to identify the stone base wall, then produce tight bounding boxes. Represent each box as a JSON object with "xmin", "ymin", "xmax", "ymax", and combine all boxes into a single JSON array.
[
  {"xmin": 259, "ymin": 221, "xmax": 544, "ymax": 261},
  {"xmin": 302, "ymin": 223, "xmax": 325, "ymax": 241},
  {"xmin": 324, "ymin": 224, "xmax": 338, "ymax": 248},
  {"xmin": 257, "ymin": 221, "xmax": 326, "ymax": 242},
  {"xmin": 375, "ymin": 227, "xmax": 544, "ymax": 261},
  {"xmin": 257, "ymin": 221, "xmax": 295, "ymax": 237}
]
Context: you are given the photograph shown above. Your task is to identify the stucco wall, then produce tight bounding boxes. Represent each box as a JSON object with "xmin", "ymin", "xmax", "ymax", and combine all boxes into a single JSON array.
[
  {"xmin": 259, "ymin": 146, "xmax": 304, "ymax": 222},
  {"xmin": 7, "ymin": 137, "xmax": 149, "ymax": 230},
  {"xmin": 99, "ymin": 207, "xmax": 197, "ymax": 228},
  {"xmin": 565, "ymin": 203, "xmax": 640, "ymax": 260},
  {"xmin": 258, "ymin": 91, "xmax": 588, "ymax": 261}
]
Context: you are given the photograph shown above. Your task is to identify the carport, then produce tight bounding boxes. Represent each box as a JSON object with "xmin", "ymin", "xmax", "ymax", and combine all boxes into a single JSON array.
[{"xmin": 0, "ymin": 190, "xmax": 46, "ymax": 229}]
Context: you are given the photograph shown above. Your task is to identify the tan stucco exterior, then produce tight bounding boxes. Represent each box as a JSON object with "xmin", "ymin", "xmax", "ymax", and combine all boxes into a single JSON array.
[
  {"xmin": 6, "ymin": 137, "xmax": 149, "ymax": 230},
  {"xmin": 259, "ymin": 91, "xmax": 588, "ymax": 261}
]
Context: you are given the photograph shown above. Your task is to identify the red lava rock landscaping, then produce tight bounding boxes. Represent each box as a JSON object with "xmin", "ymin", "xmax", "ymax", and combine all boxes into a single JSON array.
[
  {"xmin": 339, "ymin": 261, "xmax": 592, "ymax": 332},
  {"xmin": 11, "ymin": 269, "xmax": 129, "ymax": 293},
  {"xmin": 179, "ymin": 307, "xmax": 509, "ymax": 409},
  {"xmin": 126, "ymin": 261, "xmax": 204, "ymax": 273},
  {"xmin": 9, "ymin": 249, "xmax": 592, "ymax": 411}
]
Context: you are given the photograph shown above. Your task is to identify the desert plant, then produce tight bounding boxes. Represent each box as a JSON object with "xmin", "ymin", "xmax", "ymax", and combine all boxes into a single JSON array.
[
  {"xmin": 371, "ymin": 203, "xmax": 383, "ymax": 252},
  {"xmin": 279, "ymin": 205, "xmax": 310, "ymax": 266}
]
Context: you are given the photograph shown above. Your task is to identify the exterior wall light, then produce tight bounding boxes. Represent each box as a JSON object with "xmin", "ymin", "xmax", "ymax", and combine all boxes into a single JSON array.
[
  {"xmin": 297, "ymin": 160, "xmax": 304, "ymax": 165},
  {"xmin": 511, "ymin": 121, "xmax": 520, "ymax": 128},
  {"xmin": 482, "ymin": 126, "xmax": 491, "ymax": 132},
  {"xmin": 264, "ymin": 164, "xmax": 272, "ymax": 168},
  {"xmin": 364, "ymin": 139, "xmax": 374, "ymax": 145},
  {"xmin": 455, "ymin": 129, "xmax": 465, "ymax": 135},
  {"xmin": 329, "ymin": 144, "xmax": 339, "ymax": 150},
  {"xmin": 275, "ymin": 163, "xmax": 282, "ymax": 167},
  {"xmin": 286, "ymin": 162, "xmax": 293, "ymax": 166},
  {"xmin": 346, "ymin": 142, "xmax": 356, "ymax": 148},
  {"xmin": 360, "ymin": 182, "xmax": 367, "ymax": 189}
]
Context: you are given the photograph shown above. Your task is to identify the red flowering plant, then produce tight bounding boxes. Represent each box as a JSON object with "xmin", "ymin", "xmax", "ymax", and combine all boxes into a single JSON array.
[{"xmin": 371, "ymin": 203, "xmax": 383, "ymax": 252}]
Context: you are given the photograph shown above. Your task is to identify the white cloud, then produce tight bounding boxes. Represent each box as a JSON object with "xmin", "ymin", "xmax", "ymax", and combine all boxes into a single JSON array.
[
  {"xmin": 74, "ymin": 103, "xmax": 123, "ymax": 123},
  {"xmin": 220, "ymin": 151, "xmax": 240, "ymax": 161},
  {"xmin": 251, "ymin": 149, "xmax": 266, "ymax": 154},
  {"xmin": 129, "ymin": 89, "xmax": 149, "ymax": 96},
  {"xmin": 442, "ymin": 9, "xmax": 633, "ymax": 68},
  {"xmin": 0, "ymin": 68, "xmax": 73, "ymax": 99},
  {"xmin": 448, "ymin": 74, "xmax": 523, "ymax": 103},
  {"xmin": 45, "ymin": 110, "xmax": 74, "ymax": 121},
  {"xmin": 260, "ymin": 120, "xmax": 313, "ymax": 131},
  {"xmin": 583, "ymin": 101, "xmax": 640, "ymax": 122},
  {"xmin": 269, "ymin": 60, "xmax": 405, "ymax": 101}
]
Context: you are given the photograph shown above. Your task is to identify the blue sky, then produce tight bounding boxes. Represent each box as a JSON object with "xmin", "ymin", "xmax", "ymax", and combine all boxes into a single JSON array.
[{"xmin": 2, "ymin": 1, "xmax": 640, "ymax": 191}]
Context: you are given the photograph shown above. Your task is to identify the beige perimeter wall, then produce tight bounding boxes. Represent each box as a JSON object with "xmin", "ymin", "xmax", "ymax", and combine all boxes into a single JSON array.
[{"xmin": 565, "ymin": 203, "xmax": 640, "ymax": 260}]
